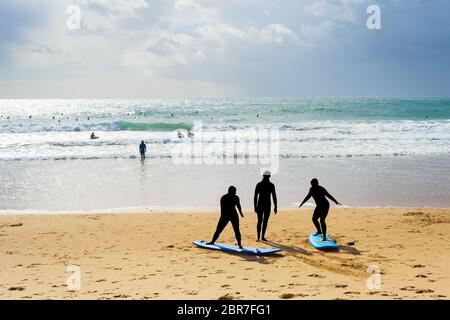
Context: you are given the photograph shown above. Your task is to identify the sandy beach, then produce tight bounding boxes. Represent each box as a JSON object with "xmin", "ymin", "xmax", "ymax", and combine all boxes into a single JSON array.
[{"xmin": 0, "ymin": 208, "xmax": 448, "ymax": 300}]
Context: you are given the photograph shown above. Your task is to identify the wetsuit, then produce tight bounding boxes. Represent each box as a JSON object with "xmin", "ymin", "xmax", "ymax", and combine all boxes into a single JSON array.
[
  {"xmin": 210, "ymin": 193, "xmax": 242, "ymax": 245},
  {"xmin": 139, "ymin": 143, "xmax": 146, "ymax": 158},
  {"xmin": 304, "ymin": 186, "xmax": 338, "ymax": 239},
  {"xmin": 254, "ymin": 179, "xmax": 277, "ymax": 240}
]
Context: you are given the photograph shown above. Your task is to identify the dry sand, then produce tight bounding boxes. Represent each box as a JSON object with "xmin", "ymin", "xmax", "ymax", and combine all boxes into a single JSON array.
[{"xmin": 0, "ymin": 208, "xmax": 449, "ymax": 300}]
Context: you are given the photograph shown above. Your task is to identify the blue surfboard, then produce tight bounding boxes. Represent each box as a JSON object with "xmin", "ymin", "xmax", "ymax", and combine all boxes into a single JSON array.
[
  {"xmin": 193, "ymin": 240, "xmax": 282, "ymax": 256},
  {"xmin": 308, "ymin": 233, "xmax": 338, "ymax": 251}
]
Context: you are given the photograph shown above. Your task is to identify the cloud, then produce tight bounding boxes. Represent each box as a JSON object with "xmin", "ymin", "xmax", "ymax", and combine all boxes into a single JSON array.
[
  {"xmin": 1, "ymin": 0, "xmax": 450, "ymax": 97},
  {"xmin": 121, "ymin": 0, "xmax": 302, "ymax": 74}
]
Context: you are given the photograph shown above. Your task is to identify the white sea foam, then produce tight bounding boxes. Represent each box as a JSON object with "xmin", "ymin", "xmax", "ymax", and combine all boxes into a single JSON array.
[{"xmin": 0, "ymin": 120, "xmax": 449, "ymax": 161}]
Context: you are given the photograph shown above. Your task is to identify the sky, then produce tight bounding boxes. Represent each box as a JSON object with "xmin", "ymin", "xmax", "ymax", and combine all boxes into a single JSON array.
[{"xmin": 0, "ymin": 0, "xmax": 449, "ymax": 98}]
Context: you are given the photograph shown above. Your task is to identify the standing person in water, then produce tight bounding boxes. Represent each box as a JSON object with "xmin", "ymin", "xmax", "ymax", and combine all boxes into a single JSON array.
[
  {"xmin": 207, "ymin": 186, "xmax": 244, "ymax": 249},
  {"xmin": 299, "ymin": 178, "xmax": 341, "ymax": 241},
  {"xmin": 254, "ymin": 170, "xmax": 277, "ymax": 241},
  {"xmin": 139, "ymin": 140, "xmax": 147, "ymax": 159}
]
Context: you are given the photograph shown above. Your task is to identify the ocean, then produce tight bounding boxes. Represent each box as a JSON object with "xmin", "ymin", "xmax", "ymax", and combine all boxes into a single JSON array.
[{"xmin": 0, "ymin": 98, "xmax": 449, "ymax": 211}]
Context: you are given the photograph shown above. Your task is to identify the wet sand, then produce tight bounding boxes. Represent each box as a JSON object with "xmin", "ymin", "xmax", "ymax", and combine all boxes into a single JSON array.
[{"xmin": 0, "ymin": 208, "xmax": 449, "ymax": 300}]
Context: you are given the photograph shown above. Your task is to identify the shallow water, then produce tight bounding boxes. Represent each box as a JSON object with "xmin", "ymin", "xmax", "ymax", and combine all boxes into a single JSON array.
[
  {"xmin": 1, "ymin": 156, "xmax": 449, "ymax": 212},
  {"xmin": 1, "ymin": 98, "xmax": 449, "ymax": 212}
]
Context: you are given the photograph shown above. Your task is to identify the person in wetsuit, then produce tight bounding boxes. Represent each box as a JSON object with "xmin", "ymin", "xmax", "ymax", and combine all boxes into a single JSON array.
[
  {"xmin": 139, "ymin": 141, "xmax": 147, "ymax": 159},
  {"xmin": 299, "ymin": 178, "xmax": 341, "ymax": 241},
  {"xmin": 254, "ymin": 170, "xmax": 277, "ymax": 242},
  {"xmin": 207, "ymin": 186, "xmax": 244, "ymax": 248}
]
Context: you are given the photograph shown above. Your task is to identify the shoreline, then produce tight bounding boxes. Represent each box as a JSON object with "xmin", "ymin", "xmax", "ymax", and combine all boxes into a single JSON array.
[
  {"xmin": 0, "ymin": 208, "xmax": 448, "ymax": 300},
  {"xmin": 2, "ymin": 205, "xmax": 450, "ymax": 216}
]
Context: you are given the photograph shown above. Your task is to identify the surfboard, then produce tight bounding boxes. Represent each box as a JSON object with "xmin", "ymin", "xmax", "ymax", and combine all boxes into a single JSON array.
[
  {"xmin": 308, "ymin": 232, "xmax": 339, "ymax": 251},
  {"xmin": 193, "ymin": 240, "xmax": 282, "ymax": 256}
]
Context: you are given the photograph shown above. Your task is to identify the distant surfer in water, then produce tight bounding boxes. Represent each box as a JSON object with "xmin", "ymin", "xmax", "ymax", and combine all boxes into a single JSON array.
[
  {"xmin": 139, "ymin": 140, "xmax": 147, "ymax": 159},
  {"xmin": 299, "ymin": 178, "xmax": 341, "ymax": 241},
  {"xmin": 207, "ymin": 186, "xmax": 244, "ymax": 249},
  {"xmin": 90, "ymin": 132, "xmax": 99, "ymax": 140},
  {"xmin": 254, "ymin": 170, "xmax": 277, "ymax": 241}
]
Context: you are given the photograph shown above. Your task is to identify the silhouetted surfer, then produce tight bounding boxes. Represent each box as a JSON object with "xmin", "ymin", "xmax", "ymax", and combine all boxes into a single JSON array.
[
  {"xmin": 299, "ymin": 178, "xmax": 341, "ymax": 241},
  {"xmin": 254, "ymin": 171, "xmax": 277, "ymax": 241},
  {"xmin": 139, "ymin": 140, "xmax": 147, "ymax": 159},
  {"xmin": 207, "ymin": 186, "xmax": 244, "ymax": 249}
]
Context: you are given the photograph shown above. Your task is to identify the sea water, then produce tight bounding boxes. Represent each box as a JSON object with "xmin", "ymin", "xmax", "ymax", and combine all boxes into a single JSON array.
[{"xmin": 0, "ymin": 98, "xmax": 449, "ymax": 211}]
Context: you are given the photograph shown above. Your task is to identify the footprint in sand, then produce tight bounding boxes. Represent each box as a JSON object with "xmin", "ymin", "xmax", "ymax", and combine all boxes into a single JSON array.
[
  {"xmin": 335, "ymin": 284, "xmax": 348, "ymax": 288},
  {"xmin": 344, "ymin": 291, "xmax": 360, "ymax": 295},
  {"xmin": 412, "ymin": 264, "xmax": 426, "ymax": 268},
  {"xmin": 280, "ymin": 293, "xmax": 296, "ymax": 299},
  {"xmin": 218, "ymin": 294, "xmax": 235, "ymax": 300},
  {"xmin": 415, "ymin": 274, "xmax": 428, "ymax": 278},
  {"xmin": 8, "ymin": 287, "xmax": 25, "ymax": 291},
  {"xmin": 380, "ymin": 293, "xmax": 398, "ymax": 297},
  {"xmin": 400, "ymin": 286, "xmax": 416, "ymax": 291},
  {"xmin": 308, "ymin": 274, "xmax": 325, "ymax": 278},
  {"xmin": 431, "ymin": 295, "xmax": 446, "ymax": 298},
  {"xmin": 9, "ymin": 223, "xmax": 23, "ymax": 227},
  {"xmin": 415, "ymin": 289, "xmax": 434, "ymax": 294}
]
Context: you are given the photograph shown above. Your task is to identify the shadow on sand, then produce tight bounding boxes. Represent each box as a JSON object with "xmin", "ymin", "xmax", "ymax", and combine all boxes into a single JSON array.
[
  {"xmin": 338, "ymin": 245, "xmax": 362, "ymax": 255},
  {"xmin": 220, "ymin": 251, "xmax": 284, "ymax": 265},
  {"xmin": 262, "ymin": 240, "xmax": 313, "ymax": 256}
]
